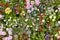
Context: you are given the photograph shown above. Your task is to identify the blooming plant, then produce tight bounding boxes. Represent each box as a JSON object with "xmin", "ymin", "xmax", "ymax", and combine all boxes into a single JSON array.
[{"xmin": 0, "ymin": 0, "xmax": 60, "ymax": 40}]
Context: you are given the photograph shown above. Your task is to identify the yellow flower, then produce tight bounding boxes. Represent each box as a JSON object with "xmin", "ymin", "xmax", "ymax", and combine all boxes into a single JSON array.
[
  {"xmin": 5, "ymin": 7, "xmax": 12, "ymax": 14},
  {"xmin": 20, "ymin": 11, "xmax": 25, "ymax": 16}
]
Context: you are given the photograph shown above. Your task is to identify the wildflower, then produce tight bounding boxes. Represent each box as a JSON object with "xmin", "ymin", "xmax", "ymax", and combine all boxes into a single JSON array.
[
  {"xmin": 5, "ymin": 7, "xmax": 12, "ymax": 14},
  {"xmin": 45, "ymin": 34, "xmax": 50, "ymax": 40},
  {"xmin": 35, "ymin": 0, "xmax": 40, "ymax": 6},
  {"xmin": 27, "ymin": 30, "xmax": 31, "ymax": 35},
  {"xmin": 52, "ymin": 19, "xmax": 55, "ymax": 21},
  {"xmin": 27, "ymin": 10, "xmax": 31, "ymax": 13},
  {"xmin": 58, "ymin": 21, "xmax": 60, "ymax": 24},
  {"xmin": 6, "ymin": 28, "xmax": 12, "ymax": 35},
  {"xmin": 25, "ymin": 19, "xmax": 28, "ymax": 22},
  {"xmin": 20, "ymin": 11, "xmax": 25, "ymax": 16},
  {"xmin": 3, "ymin": 36, "xmax": 12, "ymax": 40},
  {"xmin": 0, "ymin": 29, "xmax": 6, "ymax": 35},
  {"xmin": 49, "ymin": 15, "xmax": 53, "ymax": 19},
  {"xmin": 55, "ymin": 31, "xmax": 60, "ymax": 39},
  {"xmin": 26, "ymin": 4, "xmax": 32, "ymax": 9},
  {"xmin": 13, "ymin": 7, "xmax": 18, "ymax": 11},
  {"xmin": 0, "ymin": 14, "xmax": 4, "ymax": 18},
  {"xmin": 31, "ymin": 1, "xmax": 34, "ymax": 5},
  {"xmin": 42, "ymin": 19, "xmax": 45, "ymax": 22}
]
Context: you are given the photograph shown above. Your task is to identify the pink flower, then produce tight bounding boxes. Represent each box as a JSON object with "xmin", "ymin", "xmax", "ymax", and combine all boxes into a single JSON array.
[
  {"xmin": 26, "ymin": 0, "xmax": 30, "ymax": 2},
  {"xmin": 35, "ymin": 0, "xmax": 40, "ymax": 6},
  {"xmin": 3, "ymin": 36, "xmax": 12, "ymax": 40},
  {"xmin": 6, "ymin": 28, "xmax": 12, "ymax": 35},
  {"xmin": 3, "ymin": 37, "xmax": 8, "ymax": 40},
  {"xmin": 0, "ymin": 29, "xmax": 6, "ymax": 35},
  {"xmin": 26, "ymin": 4, "xmax": 31, "ymax": 9},
  {"xmin": 31, "ymin": 7, "xmax": 34, "ymax": 11},
  {"xmin": 8, "ymin": 36, "xmax": 12, "ymax": 40},
  {"xmin": 26, "ymin": 0, "xmax": 32, "ymax": 9},
  {"xmin": 27, "ymin": 10, "xmax": 31, "ymax": 13},
  {"xmin": 0, "ymin": 31, "xmax": 6, "ymax": 35},
  {"xmin": 0, "ymin": 14, "xmax": 4, "ymax": 18},
  {"xmin": 31, "ymin": 1, "xmax": 34, "ymax": 5},
  {"xmin": 26, "ymin": 0, "xmax": 30, "ymax": 5}
]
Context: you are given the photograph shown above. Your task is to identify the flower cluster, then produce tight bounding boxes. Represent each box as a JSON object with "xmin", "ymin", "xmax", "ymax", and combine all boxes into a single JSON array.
[{"xmin": 0, "ymin": 0, "xmax": 60, "ymax": 40}]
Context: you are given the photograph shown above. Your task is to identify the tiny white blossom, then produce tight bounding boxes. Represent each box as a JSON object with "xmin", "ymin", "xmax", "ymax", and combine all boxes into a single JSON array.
[
  {"xmin": 27, "ymin": 25, "xmax": 29, "ymax": 27},
  {"xmin": 52, "ymin": 19, "xmax": 55, "ymax": 21},
  {"xmin": 53, "ymin": 16, "xmax": 56, "ymax": 19},
  {"xmin": 55, "ymin": 10, "xmax": 58, "ymax": 12},
  {"xmin": 58, "ymin": 21, "xmax": 60, "ymax": 24},
  {"xmin": 25, "ymin": 19, "xmax": 28, "ymax": 22},
  {"xmin": 49, "ymin": 15, "xmax": 52, "ymax": 19},
  {"xmin": 42, "ymin": 19, "xmax": 45, "ymax": 22},
  {"xmin": 37, "ymin": 18, "xmax": 39, "ymax": 20}
]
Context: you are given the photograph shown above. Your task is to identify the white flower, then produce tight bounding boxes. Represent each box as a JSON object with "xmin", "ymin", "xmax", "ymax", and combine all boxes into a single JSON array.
[
  {"xmin": 53, "ymin": 16, "xmax": 56, "ymax": 19},
  {"xmin": 55, "ymin": 34, "xmax": 58, "ymax": 37},
  {"xmin": 48, "ymin": 7, "xmax": 54, "ymax": 13},
  {"xmin": 35, "ymin": 29, "xmax": 38, "ymax": 31},
  {"xmin": 37, "ymin": 9, "xmax": 39, "ymax": 11},
  {"xmin": 25, "ymin": 19, "xmax": 28, "ymax": 22},
  {"xmin": 57, "ymin": 36, "xmax": 60, "ymax": 39},
  {"xmin": 52, "ymin": 19, "xmax": 55, "ymax": 21},
  {"xmin": 37, "ymin": 18, "xmax": 39, "ymax": 20},
  {"xmin": 49, "ymin": 15, "xmax": 52, "ymax": 19},
  {"xmin": 55, "ymin": 31, "xmax": 60, "ymax": 39},
  {"xmin": 55, "ymin": 10, "xmax": 58, "ymax": 12},
  {"xmin": 42, "ymin": 19, "xmax": 45, "ymax": 22},
  {"xmin": 58, "ymin": 21, "xmax": 60, "ymax": 24},
  {"xmin": 27, "ymin": 25, "xmax": 29, "ymax": 27}
]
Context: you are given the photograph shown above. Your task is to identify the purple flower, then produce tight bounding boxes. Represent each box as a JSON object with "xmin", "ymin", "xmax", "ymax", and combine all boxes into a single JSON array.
[
  {"xmin": 45, "ymin": 34, "xmax": 50, "ymax": 40},
  {"xmin": 27, "ymin": 30, "xmax": 31, "ymax": 35},
  {"xmin": 13, "ymin": 7, "xmax": 18, "ymax": 11}
]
